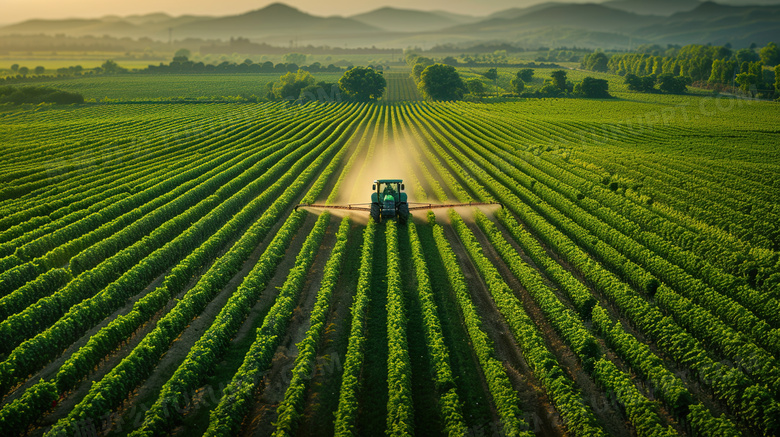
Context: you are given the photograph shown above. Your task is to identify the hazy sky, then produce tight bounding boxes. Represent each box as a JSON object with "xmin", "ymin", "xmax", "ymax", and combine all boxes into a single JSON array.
[
  {"xmin": 2, "ymin": 0, "xmax": 547, "ymax": 23},
  {"xmin": 5, "ymin": 0, "xmax": 780, "ymax": 24}
]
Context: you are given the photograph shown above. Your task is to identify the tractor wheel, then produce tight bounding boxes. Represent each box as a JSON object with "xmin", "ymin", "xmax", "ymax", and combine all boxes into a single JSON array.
[
  {"xmin": 398, "ymin": 202, "xmax": 409, "ymax": 224},
  {"xmin": 370, "ymin": 202, "xmax": 381, "ymax": 223}
]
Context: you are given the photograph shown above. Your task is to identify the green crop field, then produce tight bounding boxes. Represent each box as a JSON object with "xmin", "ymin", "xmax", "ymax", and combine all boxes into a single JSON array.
[
  {"xmin": 25, "ymin": 73, "xmax": 343, "ymax": 101},
  {"xmin": 0, "ymin": 71, "xmax": 779, "ymax": 437}
]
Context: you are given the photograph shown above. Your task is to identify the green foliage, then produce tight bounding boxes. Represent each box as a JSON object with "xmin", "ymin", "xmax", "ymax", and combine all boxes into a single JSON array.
[
  {"xmin": 0, "ymin": 380, "xmax": 58, "ymax": 436},
  {"xmin": 539, "ymin": 82, "xmax": 563, "ymax": 96},
  {"xmin": 0, "ymin": 85, "xmax": 84, "ymax": 104},
  {"xmin": 283, "ymin": 52, "xmax": 307, "ymax": 65},
  {"xmin": 775, "ymin": 65, "xmax": 780, "ymax": 93},
  {"xmin": 431, "ymin": 219, "xmax": 532, "ymax": 437},
  {"xmin": 735, "ymin": 72, "xmax": 760, "ymax": 93},
  {"xmin": 272, "ymin": 69, "xmax": 315, "ymax": 100},
  {"xmin": 274, "ymin": 217, "xmax": 350, "ymax": 437},
  {"xmin": 624, "ymin": 73, "xmax": 656, "ymax": 92},
  {"xmin": 466, "ymin": 78, "xmax": 486, "ymax": 96},
  {"xmin": 581, "ymin": 52, "xmax": 608, "ymax": 72},
  {"xmin": 207, "ymin": 212, "xmax": 330, "ymax": 437},
  {"xmin": 2, "ymin": 93, "xmax": 779, "ymax": 437},
  {"xmin": 510, "ymin": 75, "xmax": 524, "ymax": 94},
  {"xmin": 418, "ymin": 64, "xmax": 466, "ymax": 101},
  {"xmin": 657, "ymin": 73, "xmax": 688, "ymax": 93},
  {"xmin": 338, "ymin": 66, "xmax": 386, "ymax": 101},
  {"xmin": 708, "ymin": 59, "xmax": 738, "ymax": 84},
  {"xmin": 101, "ymin": 59, "xmax": 126, "ymax": 74},
  {"xmin": 174, "ymin": 48, "xmax": 191, "ymax": 59},
  {"xmin": 760, "ymin": 42, "xmax": 779, "ymax": 66},
  {"xmin": 384, "ymin": 220, "xmax": 414, "ymax": 436},
  {"xmin": 36, "ymin": 105, "xmax": 365, "ymax": 437},
  {"xmin": 517, "ymin": 68, "xmax": 534, "ymax": 82},
  {"xmin": 482, "ymin": 67, "xmax": 498, "ymax": 80},
  {"xmin": 450, "ymin": 211, "xmax": 605, "ymax": 436},
  {"xmin": 578, "ymin": 77, "xmax": 610, "ymax": 98},
  {"xmin": 334, "ymin": 220, "xmax": 375, "ymax": 435},
  {"xmin": 406, "ymin": 220, "xmax": 466, "ymax": 435},
  {"xmin": 736, "ymin": 48, "xmax": 760, "ymax": 65},
  {"xmin": 550, "ymin": 69, "xmax": 567, "ymax": 90},
  {"xmin": 442, "ymin": 56, "xmax": 458, "ymax": 66},
  {"xmin": 409, "ymin": 56, "xmax": 435, "ymax": 80}
]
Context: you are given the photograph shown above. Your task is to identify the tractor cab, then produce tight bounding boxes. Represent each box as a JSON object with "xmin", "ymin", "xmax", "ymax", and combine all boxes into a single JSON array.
[{"xmin": 371, "ymin": 179, "xmax": 408, "ymax": 223}]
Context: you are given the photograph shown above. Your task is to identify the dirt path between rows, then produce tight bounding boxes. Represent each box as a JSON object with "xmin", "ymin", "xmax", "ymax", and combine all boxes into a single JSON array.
[
  {"xmin": 440, "ymin": 220, "xmax": 564, "ymax": 436},
  {"xmin": 494, "ymin": 209, "xmax": 742, "ymax": 435},
  {"xmin": 467, "ymin": 216, "xmax": 634, "ymax": 437},
  {"xmin": 295, "ymin": 222, "xmax": 363, "ymax": 437},
  {"xmin": 234, "ymin": 217, "xmax": 339, "ymax": 437}
]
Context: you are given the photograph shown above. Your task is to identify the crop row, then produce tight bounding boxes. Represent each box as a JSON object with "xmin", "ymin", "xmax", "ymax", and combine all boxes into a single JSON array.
[
  {"xmin": 405, "ymin": 103, "xmax": 768, "ymax": 433},
  {"xmin": 14, "ymin": 103, "xmax": 365, "ymax": 437},
  {"xmin": 0, "ymin": 113, "xmax": 340, "ymax": 392},
  {"xmin": 272, "ymin": 216, "xmax": 351, "ymax": 437},
  {"xmin": 448, "ymin": 211, "xmax": 606, "ymax": 436},
  {"xmin": 430, "ymin": 216, "xmax": 531, "ymax": 437},
  {"xmin": 333, "ymin": 220, "xmax": 375, "ymax": 436},
  {"xmin": 111, "ymin": 103, "xmax": 366, "ymax": 437},
  {"xmin": 406, "ymin": 218, "xmax": 465, "ymax": 436},
  {"xmin": 423, "ymin": 103, "xmax": 780, "ymax": 398},
  {"xmin": 202, "ymin": 212, "xmax": 330, "ymax": 437}
]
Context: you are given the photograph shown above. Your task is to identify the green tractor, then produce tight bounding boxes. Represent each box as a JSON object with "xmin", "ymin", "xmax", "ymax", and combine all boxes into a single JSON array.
[
  {"xmin": 295, "ymin": 178, "xmax": 500, "ymax": 222},
  {"xmin": 370, "ymin": 179, "xmax": 409, "ymax": 223}
]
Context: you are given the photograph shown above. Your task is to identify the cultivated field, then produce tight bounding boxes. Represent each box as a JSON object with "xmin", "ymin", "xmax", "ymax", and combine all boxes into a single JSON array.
[{"xmin": 0, "ymin": 78, "xmax": 779, "ymax": 437}]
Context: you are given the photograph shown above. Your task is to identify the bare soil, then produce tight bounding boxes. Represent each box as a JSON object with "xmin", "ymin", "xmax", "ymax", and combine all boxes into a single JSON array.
[
  {"xmin": 440, "ymin": 221, "xmax": 565, "ymax": 436},
  {"xmin": 295, "ymin": 222, "xmax": 363, "ymax": 437}
]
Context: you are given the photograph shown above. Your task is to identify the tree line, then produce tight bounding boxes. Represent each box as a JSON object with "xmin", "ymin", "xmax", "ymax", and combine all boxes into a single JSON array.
[
  {"xmin": 581, "ymin": 43, "xmax": 779, "ymax": 98},
  {"xmin": 407, "ymin": 53, "xmax": 610, "ymax": 100}
]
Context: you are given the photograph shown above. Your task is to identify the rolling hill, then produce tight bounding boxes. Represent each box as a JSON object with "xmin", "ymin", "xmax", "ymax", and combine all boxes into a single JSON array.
[
  {"xmin": 350, "ymin": 7, "xmax": 472, "ymax": 32},
  {"xmin": 603, "ymin": 0, "xmax": 702, "ymax": 16},
  {"xmin": 1, "ymin": 1, "xmax": 778, "ymax": 49}
]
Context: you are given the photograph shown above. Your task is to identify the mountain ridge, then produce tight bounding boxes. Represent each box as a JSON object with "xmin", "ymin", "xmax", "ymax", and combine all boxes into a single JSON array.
[{"xmin": 1, "ymin": 1, "xmax": 778, "ymax": 48}]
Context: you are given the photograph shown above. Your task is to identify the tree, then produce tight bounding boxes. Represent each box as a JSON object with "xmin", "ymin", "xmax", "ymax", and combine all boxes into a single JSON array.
[
  {"xmin": 510, "ymin": 75, "xmax": 525, "ymax": 94},
  {"xmin": 34, "ymin": 66, "xmax": 45, "ymax": 75},
  {"xmin": 550, "ymin": 70, "xmax": 567, "ymax": 91},
  {"xmin": 583, "ymin": 52, "xmax": 608, "ymax": 72},
  {"xmin": 338, "ymin": 66, "xmax": 386, "ymax": 101},
  {"xmin": 283, "ymin": 53, "xmax": 307, "ymax": 65},
  {"xmin": 442, "ymin": 56, "xmax": 458, "ymax": 66},
  {"xmin": 418, "ymin": 64, "xmax": 466, "ymax": 101},
  {"xmin": 18, "ymin": 66, "xmax": 29, "ymax": 76},
  {"xmin": 760, "ymin": 42, "xmax": 780, "ymax": 67},
  {"xmin": 483, "ymin": 68, "xmax": 498, "ymax": 80},
  {"xmin": 775, "ymin": 65, "xmax": 780, "ymax": 94},
  {"xmin": 735, "ymin": 48, "xmax": 760, "ymax": 65},
  {"xmin": 538, "ymin": 82, "xmax": 563, "ymax": 97},
  {"xmin": 101, "ymin": 60, "xmax": 125, "ymax": 74},
  {"xmin": 517, "ymin": 68, "xmax": 534, "ymax": 82},
  {"xmin": 579, "ymin": 77, "xmax": 610, "ymax": 98},
  {"xmin": 657, "ymin": 73, "xmax": 688, "ymax": 93},
  {"xmin": 10, "ymin": 64, "xmax": 19, "ymax": 72},
  {"xmin": 411, "ymin": 57, "xmax": 434, "ymax": 80},
  {"xmin": 466, "ymin": 78, "xmax": 486, "ymax": 96},
  {"xmin": 735, "ymin": 72, "xmax": 759, "ymax": 93},
  {"xmin": 175, "ymin": 48, "xmax": 191, "ymax": 59},
  {"xmin": 412, "ymin": 63, "xmax": 427, "ymax": 80},
  {"xmin": 625, "ymin": 73, "xmax": 655, "ymax": 92},
  {"xmin": 272, "ymin": 69, "xmax": 315, "ymax": 100}
]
